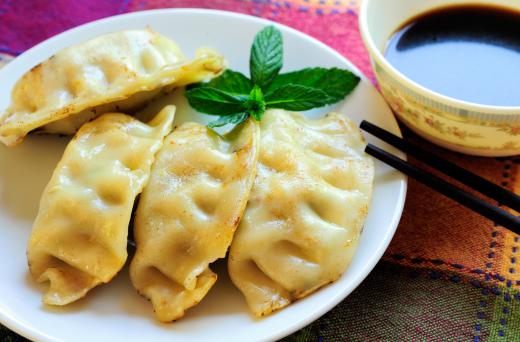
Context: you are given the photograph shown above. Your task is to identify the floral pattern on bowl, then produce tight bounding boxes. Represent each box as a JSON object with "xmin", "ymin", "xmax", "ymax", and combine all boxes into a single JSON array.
[{"xmin": 374, "ymin": 61, "xmax": 520, "ymax": 156}]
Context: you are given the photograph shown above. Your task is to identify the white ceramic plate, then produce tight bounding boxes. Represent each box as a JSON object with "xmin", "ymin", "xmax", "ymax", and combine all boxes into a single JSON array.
[{"xmin": 0, "ymin": 9, "xmax": 406, "ymax": 342}]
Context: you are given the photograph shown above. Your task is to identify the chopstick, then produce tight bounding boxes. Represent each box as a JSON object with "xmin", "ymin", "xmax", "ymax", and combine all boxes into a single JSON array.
[
  {"xmin": 360, "ymin": 120, "xmax": 520, "ymax": 213},
  {"xmin": 360, "ymin": 123, "xmax": 520, "ymax": 233},
  {"xmin": 365, "ymin": 144, "xmax": 520, "ymax": 232}
]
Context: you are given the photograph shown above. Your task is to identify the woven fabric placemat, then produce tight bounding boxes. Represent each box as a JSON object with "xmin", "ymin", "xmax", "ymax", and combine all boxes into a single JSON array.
[{"xmin": 0, "ymin": 1, "xmax": 518, "ymax": 341}]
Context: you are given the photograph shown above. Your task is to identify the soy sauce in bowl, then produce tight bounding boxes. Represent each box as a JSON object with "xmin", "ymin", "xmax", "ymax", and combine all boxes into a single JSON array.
[{"xmin": 385, "ymin": 5, "xmax": 520, "ymax": 107}]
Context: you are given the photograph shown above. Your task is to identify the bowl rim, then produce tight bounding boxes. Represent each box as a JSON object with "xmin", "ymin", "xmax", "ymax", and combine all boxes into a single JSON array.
[{"xmin": 359, "ymin": 0, "xmax": 520, "ymax": 115}]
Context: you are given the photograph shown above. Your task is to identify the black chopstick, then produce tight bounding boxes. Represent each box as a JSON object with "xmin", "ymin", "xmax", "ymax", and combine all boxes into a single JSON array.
[
  {"xmin": 360, "ymin": 120, "xmax": 520, "ymax": 212},
  {"xmin": 365, "ymin": 143, "xmax": 520, "ymax": 233}
]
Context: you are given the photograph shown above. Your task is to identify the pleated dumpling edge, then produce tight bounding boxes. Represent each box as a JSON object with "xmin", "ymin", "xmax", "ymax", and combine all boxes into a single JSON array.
[
  {"xmin": 130, "ymin": 119, "xmax": 260, "ymax": 322},
  {"xmin": 228, "ymin": 109, "xmax": 374, "ymax": 317},
  {"xmin": 0, "ymin": 29, "xmax": 225, "ymax": 146},
  {"xmin": 27, "ymin": 105, "xmax": 175, "ymax": 306}
]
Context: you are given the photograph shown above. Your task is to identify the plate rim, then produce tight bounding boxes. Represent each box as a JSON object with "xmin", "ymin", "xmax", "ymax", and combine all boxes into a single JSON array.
[{"xmin": 0, "ymin": 8, "xmax": 407, "ymax": 342}]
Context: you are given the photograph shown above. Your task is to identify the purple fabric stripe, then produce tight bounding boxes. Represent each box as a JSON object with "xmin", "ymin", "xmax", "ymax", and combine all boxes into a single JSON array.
[{"xmin": 0, "ymin": 0, "xmax": 123, "ymax": 55}]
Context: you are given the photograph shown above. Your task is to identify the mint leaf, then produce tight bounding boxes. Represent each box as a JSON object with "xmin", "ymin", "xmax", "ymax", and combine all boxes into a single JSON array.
[
  {"xmin": 190, "ymin": 70, "xmax": 253, "ymax": 95},
  {"xmin": 185, "ymin": 87, "xmax": 247, "ymax": 115},
  {"xmin": 267, "ymin": 67, "xmax": 360, "ymax": 104},
  {"xmin": 185, "ymin": 25, "xmax": 362, "ymax": 128},
  {"xmin": 250, "ymin": 26, "xmax": 283, "ymax": 90},
  {"xmin": 207, "ymin": 112, "xmax": 249, "ymax": 128},
  {"xmin": 245, "ymin": 85, "xmax": 265, "ymax": 121},
  {"xmin": 265, "ymin": 84, "xmax": 332, "ymax": 111}
]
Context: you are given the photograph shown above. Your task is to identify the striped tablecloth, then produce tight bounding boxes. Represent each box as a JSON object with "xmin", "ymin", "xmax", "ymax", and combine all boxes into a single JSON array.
[{"xmin": 1, "ymin": 1, "xmax": 519, "ymax": 341}]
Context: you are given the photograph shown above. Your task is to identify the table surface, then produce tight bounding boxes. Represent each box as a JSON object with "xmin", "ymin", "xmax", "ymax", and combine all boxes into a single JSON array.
[{"xmin": 1, "ymin": 1, "xmax": 519, "ymax": 341}]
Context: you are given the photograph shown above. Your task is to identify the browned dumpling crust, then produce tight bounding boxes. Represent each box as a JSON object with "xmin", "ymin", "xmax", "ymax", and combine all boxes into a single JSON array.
[
  {"xmin": 0, "ymin": 29, "xmax": 224, "ymax": 146},
  {"xmin": 130, "ymin": 119, "xmax": 259, "ymax": 322},
  {"xmin": 27, "ymin": 106, "xmax": 175, "ymax": 305},
  {"xmin": 228, "ymin": 109, "xmax": 374, "ymax": 317}
]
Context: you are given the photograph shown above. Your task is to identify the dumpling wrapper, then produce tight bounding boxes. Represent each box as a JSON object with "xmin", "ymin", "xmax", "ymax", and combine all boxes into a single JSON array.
[
  {"xmin": 27, "ymin": 106, "xmax": 175, "ymax": 305},
  {"xmin": 228, "ymin": 109, "xmax": 374, "ymax": 317},
  {"xmin": 0, "ymin": 29, "xmax": 224, "ymax": 146},
  {"xmin": 130, "ymin": 120, "xmax": 259, "ymax": 322}
]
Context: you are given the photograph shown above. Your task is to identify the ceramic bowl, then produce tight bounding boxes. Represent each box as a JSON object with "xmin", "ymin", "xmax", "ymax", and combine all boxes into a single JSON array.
[{"xmin": 360, "ymin": 0, "xmax": 520, "ymax": 157}]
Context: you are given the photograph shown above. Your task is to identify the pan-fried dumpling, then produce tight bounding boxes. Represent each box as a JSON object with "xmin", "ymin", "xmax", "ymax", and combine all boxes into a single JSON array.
[
  {"xmin": 27, "ymin": 106, "xmax": 175, "ymax": 305},
  {"xmin": 130, "ymin": 120, "xmax": 259, "ymax": 322},
  {"xmin": 228, "ymin": 109, "xmax": 374, "ymax": 317},
  {"xmin": 0, "ymin": 29, "xmax": 224, "ymax": 146}
]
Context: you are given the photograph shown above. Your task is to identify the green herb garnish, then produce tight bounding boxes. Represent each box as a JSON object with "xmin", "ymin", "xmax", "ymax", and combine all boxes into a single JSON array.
[{"xmin": 186, "ymin": 25, "xmax": 360, "ymax": 128}]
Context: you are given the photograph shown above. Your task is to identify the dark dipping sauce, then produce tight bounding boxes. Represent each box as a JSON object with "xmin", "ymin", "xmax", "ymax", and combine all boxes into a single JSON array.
[{"xmin": 384, "ymin": 5, "xmax": 520, "ymax": 107}]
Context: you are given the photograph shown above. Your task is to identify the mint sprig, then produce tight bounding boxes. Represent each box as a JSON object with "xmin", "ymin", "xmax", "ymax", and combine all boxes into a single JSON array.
[
  {"xmin": 265, "ymin": 84, "xmax": 330, "ymax": 111},
  {"xmin": 207, "ymin": 112, "xmax": 249, "ymax": 128},
  {"xmin": 185, "ymin": 25, "xmax": 360, "ymax": 128},
  {"xmin": 245, "ymin": 85, "xmax": 265, "ymax": 121},
  {"xmin": 192, "ymin": 70, "xmax": 253, "ymax": 95},
  {"xmin": 267, "ymin": 67, "xmax": 360, "ymax": 104},
  {"xmin": 250, "ymin": 26, "xmax": 283, "ymax": 90},
  {"xmin": 184, "ymin": 87, "xmax": 246, "ymax": 115}
]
